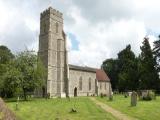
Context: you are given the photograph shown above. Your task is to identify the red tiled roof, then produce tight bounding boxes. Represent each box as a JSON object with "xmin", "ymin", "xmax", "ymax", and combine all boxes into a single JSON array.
[{"xmin": 96, "ymin": 69, "xmax": 110, "ymax": 82}]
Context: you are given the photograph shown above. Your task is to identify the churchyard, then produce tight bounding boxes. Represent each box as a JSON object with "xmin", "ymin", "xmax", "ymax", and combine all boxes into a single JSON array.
[
  {"xmin": 3, "ymin": 94, "xmax": 160, "ymax": 120},
  {"xmin": 6, "ymin": 97, "xmax": 116, "ymax": 120}
]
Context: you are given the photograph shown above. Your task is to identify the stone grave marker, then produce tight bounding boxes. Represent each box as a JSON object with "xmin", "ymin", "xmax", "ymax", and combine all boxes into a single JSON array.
[
  {"xmin": 131, "ymin": 91, "xmax": 137, "ymax": 106},
  {"xmin": 109, "ymin": 84, "xmax": 113, "ymax": 101}
]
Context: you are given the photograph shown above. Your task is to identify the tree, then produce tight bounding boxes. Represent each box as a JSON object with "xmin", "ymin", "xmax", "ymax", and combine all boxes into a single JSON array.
[
  {"xmin": 102, "ymin": 59, "xmax": 119, "ymax": 90},
  {"xmin": 15, "ymin": 51, "xmax": 46, "ymax": 100},
  {"xmin": 2, "ymin": 60, "xmax": 22, "ymax": 98},
  {"xmin": 0, "ymin": 45, "xmax": 14, "ymax": 64},
  {"xmin": 0, "ymin": 47, "xmax": 46, "ymax": 99},
  {"xmin": 34, "ymin": 58, "xmax": 47, "ymax": 97},
  {"xmin": 139, "ymin": 37, "xmax": 159, "ymax": 90},
  {"xmin": 0, "ymin": 46, "xmax": 14, "ymax": 97},
  {"xmin": 153, "ymin": 35, "xmax": 160, "ymax": 71},
  {"xmin": 117, "ymin": 45, "xmax": 139, "ymax": 91}
]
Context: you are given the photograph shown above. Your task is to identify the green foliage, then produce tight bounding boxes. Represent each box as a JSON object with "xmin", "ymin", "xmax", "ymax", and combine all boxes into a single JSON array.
[
  {"xmin": 103, "ymin": 37, "xmax": 160, "ymax": 92},
  {"xmin": 0, "ymin": 45, "xmax": 14, "ymax": 97},
  {"xmin": 2, "ymin": 61, "xmax": 22, "ymax": 97},
  {"xmin": 103, "ymin": 45, "xmax": 139, "ymax": 92},
  {"xmin": 0, "ymin": 45, "xmax": 46, "ymax": 99},
  {"xmin": 36, "ymin": 58, "xmax": 47, "ymax": 89},
  {"xmin": 102, "ymin": 59, "xmax": 119, "ymax": 90},
  {"xmin": 139, "ymin": 37, "xmax": 159, "ymax": 90},
  {"xmin": 117, "ymin": 45, "xmax": 139, "ymax": 91},
  {"xmin": 0, "ymin": 45, "xmax": 14, "ymax": 64},
  {"xmin": 153, "ymin": 35, "xmax": 160, "ymax": 71},
  {"xmin": 15, "ymin": 51, "xmax": 46, "ymax": 100}
]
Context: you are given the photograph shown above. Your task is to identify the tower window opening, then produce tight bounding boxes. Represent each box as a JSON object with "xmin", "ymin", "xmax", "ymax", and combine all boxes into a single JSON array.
[
  {"xmin": 89, "ymin": 78, "xmax": 91, "ymax": 90},
  {"xmin": 56, "ymin": 22, "xmax": 58, "ymax": 33}
]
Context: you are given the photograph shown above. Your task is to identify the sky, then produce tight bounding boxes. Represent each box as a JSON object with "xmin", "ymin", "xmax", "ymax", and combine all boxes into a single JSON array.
[{"xmin": 0, "ymin": 0, "xmax": 160, "ymax": 68}]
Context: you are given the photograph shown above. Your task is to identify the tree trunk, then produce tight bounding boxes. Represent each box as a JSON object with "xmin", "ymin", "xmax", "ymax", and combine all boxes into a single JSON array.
[{"xmin": 23, "ymin": 88, "xmax": 27, "ymax": 101}]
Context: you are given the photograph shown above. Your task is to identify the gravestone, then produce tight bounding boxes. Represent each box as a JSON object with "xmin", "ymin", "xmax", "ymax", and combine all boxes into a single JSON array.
[
  {"xmin": 128, "ymin": 92, "xmax": 132, "ymax": 96},
  {"xmin": 131, "ymin": 91, "xmax": 137, "ymax": 106},
  {"xmin": 16, "ymin": 96, "xmax": 19, "ymax": 110},
  {"xmin": 108, "ymin": 84, "xmax": 113, "ymax": 101}
]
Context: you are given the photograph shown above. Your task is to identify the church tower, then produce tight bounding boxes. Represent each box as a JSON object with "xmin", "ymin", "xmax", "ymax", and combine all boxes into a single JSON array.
[{"xmin": 38, "ymin": 7, "xmax": 68, "ymax": 97}]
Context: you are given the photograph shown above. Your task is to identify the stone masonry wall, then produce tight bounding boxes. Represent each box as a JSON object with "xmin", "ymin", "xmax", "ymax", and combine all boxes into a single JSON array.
[
  {"xmin": 97, "ymin": 81, "xmax": 110, "ymax": 96},
  {"xmin": 69, "ymin": 69, "xmax": 96, "ymax": 97}
]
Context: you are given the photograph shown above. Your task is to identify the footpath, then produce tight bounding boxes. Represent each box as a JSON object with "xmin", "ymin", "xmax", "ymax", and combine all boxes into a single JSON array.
[{"xmin": 90, "ymin": 97, "xmax": 138, "ymax": 120}]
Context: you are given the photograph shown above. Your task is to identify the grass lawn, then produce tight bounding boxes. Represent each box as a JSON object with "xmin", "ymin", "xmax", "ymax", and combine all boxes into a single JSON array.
[
  {"xmin": 6, "ymin": 97, "xmax": 117, "ymax": 120},
  {"xmin": 97, "ymin": 95, "xmax": 160, "ymax": 120}
]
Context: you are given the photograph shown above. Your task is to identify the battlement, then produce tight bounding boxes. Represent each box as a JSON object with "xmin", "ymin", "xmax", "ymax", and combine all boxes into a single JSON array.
[{"xmin": 41, "ymin": 7, "xmax": 63, "ymax": 19}]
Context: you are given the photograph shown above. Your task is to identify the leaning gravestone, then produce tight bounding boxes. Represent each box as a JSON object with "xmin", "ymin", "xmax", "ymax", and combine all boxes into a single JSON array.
[{"xmin": 131, "ymin": 91, "xmax": 137, "ymax": 106}]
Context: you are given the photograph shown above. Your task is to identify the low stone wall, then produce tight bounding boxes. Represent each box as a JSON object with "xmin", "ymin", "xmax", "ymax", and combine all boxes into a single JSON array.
[{"xmin": 0, "ymin": 98, "xmax": 16, "ymax": 120}]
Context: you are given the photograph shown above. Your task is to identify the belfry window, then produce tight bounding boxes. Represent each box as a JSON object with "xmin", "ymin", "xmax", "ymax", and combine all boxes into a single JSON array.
[
  {"xmin": 100, "ymin": 82, "xmax": 102, "ymax": 90},
  {"xmin": 43, "ymin": 22, "xmax": 46, "ymax": 33},
  {"xmin": 79, "ymin": 76, "xmax": 82, "ymax": 90}
]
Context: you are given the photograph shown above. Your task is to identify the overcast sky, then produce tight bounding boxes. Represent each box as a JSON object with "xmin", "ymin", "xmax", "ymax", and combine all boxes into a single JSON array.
[{"xmin": 0, "ymin": 0, "xmax": 160, "ymax": 68}]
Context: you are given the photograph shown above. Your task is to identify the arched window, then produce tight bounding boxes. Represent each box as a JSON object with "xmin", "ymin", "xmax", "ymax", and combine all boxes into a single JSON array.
[
  {"xmin": 100, "ymin": 82, "xmax": 102, "ymax": 90},
  {"xmin": 79, "ymin": 76, "xmax": 82, "ymax": 90},
  {"xmin": 56, "ymin": 22, "xmax": 58, "ymax": 33},
  {"xmin": 89, "ymin": 78, "xmax": 91, "ymax": 90}
]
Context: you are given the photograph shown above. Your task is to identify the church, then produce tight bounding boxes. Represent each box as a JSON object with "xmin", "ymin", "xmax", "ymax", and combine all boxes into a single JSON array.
[{"xmin": 38, "ymin": 7, "xmax": 112, "ymax": 98}]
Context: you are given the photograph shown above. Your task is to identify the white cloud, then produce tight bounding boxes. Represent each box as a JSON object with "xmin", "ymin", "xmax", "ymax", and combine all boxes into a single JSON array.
[
  {"xmin": 66, "ymin": 6, "xmax": 147, "ymax": 67},
  {"xmin": 0, "ymin": 0, "xmax": 160, "ymax": 68},
  {"xmin": 0, "ymin": 0, "xmax": 49, "ymax": 52}
]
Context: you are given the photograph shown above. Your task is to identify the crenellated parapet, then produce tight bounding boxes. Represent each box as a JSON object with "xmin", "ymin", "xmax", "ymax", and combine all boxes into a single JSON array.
[{"xmin": 40, "ymin": 7, "xmax": 63, "ymax": 19}]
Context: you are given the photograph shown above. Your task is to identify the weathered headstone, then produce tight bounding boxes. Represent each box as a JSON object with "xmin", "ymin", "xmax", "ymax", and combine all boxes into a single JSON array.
[
  {"xmin": 108, "ymin": 84, "xmax": 113, "ymax": 101},
  {"xmin": 128, "ymin": 92, "xmax": 132, "ymax": 96},
  {"xmin": 16, "ymin": 96, "xmax": 19, "ymax": 110},
  {"xmin": 131, "ymin": 91, "xmax": 137, "ymax": 106}
]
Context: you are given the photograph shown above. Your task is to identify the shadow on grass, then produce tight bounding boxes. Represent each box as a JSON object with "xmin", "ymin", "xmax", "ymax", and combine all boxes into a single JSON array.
[{"xmin": 4, "ymin": 97, "xmax": 38, "ymax": 103}]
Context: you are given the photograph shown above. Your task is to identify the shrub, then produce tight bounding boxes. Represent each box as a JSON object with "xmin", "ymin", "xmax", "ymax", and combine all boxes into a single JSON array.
[{"xmin": 141, "ymin": 90, "xmax": 156, "ymax": 101}]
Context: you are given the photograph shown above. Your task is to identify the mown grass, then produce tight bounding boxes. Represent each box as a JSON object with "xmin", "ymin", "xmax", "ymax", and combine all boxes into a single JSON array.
[
  {"xmin": 97, "ymin": 95, "xmax": 160, "ymax": 120},
  {"xmin": 6, "ymin": 97, "xmax": 117, "ymax": 120}
]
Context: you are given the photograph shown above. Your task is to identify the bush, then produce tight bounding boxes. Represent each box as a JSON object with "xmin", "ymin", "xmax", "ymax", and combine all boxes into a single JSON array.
[{"xmin": 141, "ymin": 90, "xmax": 156, "ymax": 101}]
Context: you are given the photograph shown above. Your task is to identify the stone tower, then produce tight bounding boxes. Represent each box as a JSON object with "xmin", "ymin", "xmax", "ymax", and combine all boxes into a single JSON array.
[{"xmin": 38, "ymin": 7, "xmax": 68, "ymax": 97}]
